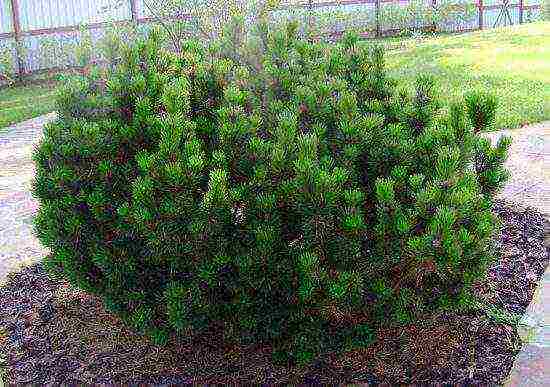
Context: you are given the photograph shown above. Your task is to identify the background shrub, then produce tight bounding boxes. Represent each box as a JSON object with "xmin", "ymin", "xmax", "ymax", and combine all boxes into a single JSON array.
[
  {"xmin": 32, "ymin": 21, "xmax": 511, "ymax": 367},
  {"xmin": 543, "ymin": 0, "xmax": 550, "ymax": 21}
]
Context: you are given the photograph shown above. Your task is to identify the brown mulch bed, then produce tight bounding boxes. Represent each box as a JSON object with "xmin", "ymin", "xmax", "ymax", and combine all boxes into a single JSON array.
[{"xmin": 1, "ymin": 199, "xmax": 549, "ymax": 385}]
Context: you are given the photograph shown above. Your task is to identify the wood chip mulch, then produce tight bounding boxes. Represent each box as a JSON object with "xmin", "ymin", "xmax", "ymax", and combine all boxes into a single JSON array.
[{"xmin": 1, "ymin": 199, "xmax": 549, "ymax": 385}]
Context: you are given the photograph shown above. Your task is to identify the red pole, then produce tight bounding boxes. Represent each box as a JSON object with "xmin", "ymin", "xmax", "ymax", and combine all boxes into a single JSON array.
[
  {"xmin": 478, "ymin": 0, "xmax": 484, "ymax": 30},
  {"xmin": 9, "ymin": 0, "xmax": 25, "ymax": 80}
]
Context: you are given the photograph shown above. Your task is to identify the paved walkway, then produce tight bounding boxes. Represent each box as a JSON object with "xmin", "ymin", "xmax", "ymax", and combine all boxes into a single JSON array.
[
  {"xmin": 483, "ymin": 123, "xmax": 550, "ymax": 387},
  {"xmin": 0, "ymin": 113, "xmax": 53, "ymax": 286},
  {"xmin": 0, "ymin": 115, "xmax": 548, "ymax": 384},
  {"xmin": 483, "ymin": 122, "xmax": 550, "ymax": 217}
]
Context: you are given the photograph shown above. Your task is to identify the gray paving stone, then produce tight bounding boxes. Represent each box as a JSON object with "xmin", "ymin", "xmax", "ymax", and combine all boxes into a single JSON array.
[
  {"xmin": 506, "ymin": 266, "xmax": 550, "ymax": 386},
  {"xmin": 0, "ymin": 113, "xmax": 55, "ymax": 285}
]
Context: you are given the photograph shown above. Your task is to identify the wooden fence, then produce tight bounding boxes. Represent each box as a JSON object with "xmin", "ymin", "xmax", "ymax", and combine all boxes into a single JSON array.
[{"xmin": 0, "ymin": 0, "xmax": 544, "ymax": 80}]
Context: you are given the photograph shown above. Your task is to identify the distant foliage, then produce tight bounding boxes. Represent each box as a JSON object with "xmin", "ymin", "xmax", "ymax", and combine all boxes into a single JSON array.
[
  {"xmin": 33, "ymin": 15, "xmax": 511, "ymax": 367},
  {"xmin": 543, "ymin": 0, "xmax": 550, "ymax": 21},
  {"xmin": 141, "ymin": 0, "xmax": 478, "ymax": 41},
  {"xmin": 0, "ymin": 46, "xmax": 16, "ymax": 84},
  {"xmin": 0, "ymin": 42, "xmax": 27, "ymax": 84}
]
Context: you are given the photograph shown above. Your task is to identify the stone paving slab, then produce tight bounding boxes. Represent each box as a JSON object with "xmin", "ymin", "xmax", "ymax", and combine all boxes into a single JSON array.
[
  {"xmin": 0, "ymin": 113, "xmax": 55, "ymax": 286},
  {"xmin": 506, "ymin": 263, "xmax": 550, "ymax": 386},
  {"xmin": 483, "ymin": 122, "xmax": 550, "ymax": 217}
]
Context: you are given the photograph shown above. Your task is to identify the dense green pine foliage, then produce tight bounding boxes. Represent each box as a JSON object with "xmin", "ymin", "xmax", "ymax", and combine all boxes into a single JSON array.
[{"xmin": 32, "ymin": 24, "xmax": 511, "ymax": 367}]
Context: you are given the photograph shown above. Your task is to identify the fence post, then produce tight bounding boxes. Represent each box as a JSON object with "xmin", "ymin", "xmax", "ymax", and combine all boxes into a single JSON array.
[
  {"xmin": 519, "ymin": 0, "xmax": 524, "ymax": 23},
  {"xmin": 431, "ymin": 0, "xmax": 437, "ymax": 33},
  {"xmin": 375, "ymin": 0, "xmax": 381, "ymax": 37},
  {"xmin": 478, "ymin": 0, "xmax": 484, "ymax": 30},
  {"xmin": 130, "ymin": 0, "xmax": 139, "ymax": 23},
  {"xmin": 307, "ymin": 0, "xmax": 314, "ymax": 39},
  {"xmin": 9, "ymin": 0, "xmax": 25, "ymax": 81}
]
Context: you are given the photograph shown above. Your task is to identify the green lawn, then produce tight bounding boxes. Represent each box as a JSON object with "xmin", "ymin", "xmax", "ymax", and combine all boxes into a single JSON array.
[
  {"xmin": 0, "ymin": 82, "xmax": 57, "ymax": 130},
  {"xmin": 379, "ymin": 21, "xmax": 550, "ymax": 131}
]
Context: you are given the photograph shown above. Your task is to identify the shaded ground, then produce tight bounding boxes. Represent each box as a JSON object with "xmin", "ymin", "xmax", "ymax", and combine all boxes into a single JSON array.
[{"xmin": 0, "ymin": 200, "xmax": 547, "ymax": 384}]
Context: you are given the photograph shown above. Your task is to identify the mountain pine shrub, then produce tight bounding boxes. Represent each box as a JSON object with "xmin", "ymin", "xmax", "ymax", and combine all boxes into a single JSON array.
[{"xmin": 32, "ymin": 24, "xmax": 511, "ymax": 367}]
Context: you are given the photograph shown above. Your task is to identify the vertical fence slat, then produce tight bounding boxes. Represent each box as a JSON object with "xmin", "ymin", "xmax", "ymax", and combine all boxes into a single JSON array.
[
  {"xmin": 9, "ymin": 0, "xmax": 24, "ymax": 79},
  {"xmin": 375, "ymin": 0, "xmax": 380, "ymax": 37},
  {"xmin": 478, "ymin": 0, "xmax": 484, "ymax": 30},
  {"xmin": 307, "ymin": 0, "xmax": 313, "ymax": 38},
  {"xmin": 519, "ymin": 0, "xmax": 524, "ymax": 23},
  {"xmin": 432, "ymin": 0, "xmax": 437, "ymax": 32},
  {"xmin": 130, "ymin": 0, "xmax": 138, "ymax": 22}
]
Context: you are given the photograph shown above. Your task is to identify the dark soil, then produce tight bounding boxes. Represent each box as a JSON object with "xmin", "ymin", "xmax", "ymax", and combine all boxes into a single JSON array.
[{"xmin": 1, "ymin": 199, "xmax": 549, "ymax": 385}]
